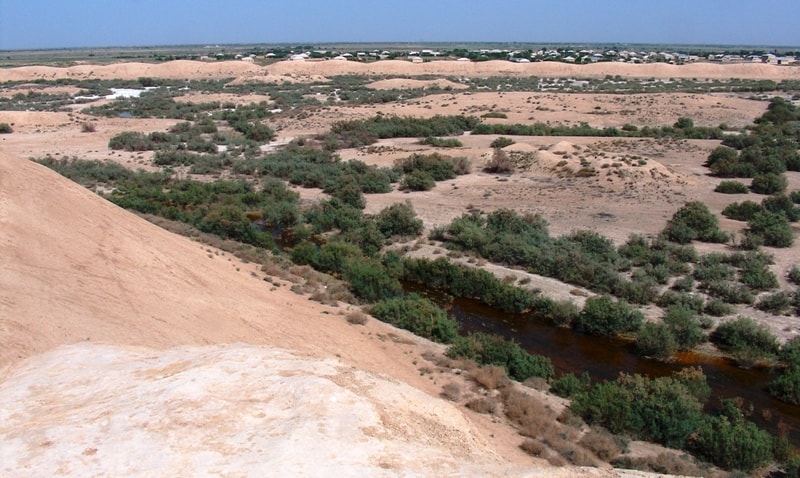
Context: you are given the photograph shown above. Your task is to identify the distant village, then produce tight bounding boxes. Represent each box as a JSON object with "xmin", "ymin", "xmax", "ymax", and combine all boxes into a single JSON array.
[{"xmin": 195, "ymin": 46, "xmax": 799, "ymax": 66}]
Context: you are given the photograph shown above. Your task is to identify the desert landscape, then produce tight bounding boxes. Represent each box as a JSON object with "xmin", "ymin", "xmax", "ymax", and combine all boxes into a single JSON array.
[{"xmin": 2, "ymin": 57, "xmax": 800, "ymax": 476}]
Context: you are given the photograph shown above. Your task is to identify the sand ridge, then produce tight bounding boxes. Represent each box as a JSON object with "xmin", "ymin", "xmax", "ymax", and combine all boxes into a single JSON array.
[{"xmin": 1, "ymin": 58, "xmax": 799, "ymax": 82}]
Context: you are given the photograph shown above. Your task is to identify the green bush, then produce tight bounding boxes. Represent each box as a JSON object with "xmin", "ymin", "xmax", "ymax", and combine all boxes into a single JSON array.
[
  {"xmin": 714, "ymin": 181, "xmax": 749, "ymax": 194},
  {"xmin": 746, "ymin": 211, "xmax": 794, "ymax": 247},
  {"xmin": 481, "ymin": 111, "xmax": 508, "ymax": 119},
  {"xmin": 663, "ymin": 201, "xmax": 730, "ymax": 244},
  {"xmin": 572, "ymin": 369, "xmax": 708, "ymax": 449},
  {"xmin": 770, "ymin": 341, "xmax": 800, "ymax": 404},
  {"xmin": 370, "ymin": 294, "xmax": 458, "ymax": 343},
  {"xmin": 721, "ymin": 200, "xmax": 763, "ymax": 221},
  {"xmin": 490, "ymin": 136, "xmax": 515, "ymax": 148},
  {"xmin": 756, "ymin": 291, "xmax": 794, "ymax": 314},
  {"xmin": 704, "ymin": 298, "xmax": 733, "ymax": 317},
  {"xmin": 394, "ymin": 152, "xmax": 459, "ymax": 181},
  {"xmin": 109, "ymin": 131, "xmax": 152, "ymax": 151},
  {"xmin": 546, "ymin": 300, "xmax": 581, "ymax": 327},
  {"xmin": 762, "ymin": 194, "xmax": 800, "ymax": 222},
  {"xmin": 710, "ymin": 316, "xmax": 779, "ymax": 363},
  {"xmin": 662, "ymin": 305, "xmax": 706, "ymax": 350},
  {"xmin": 703, "ymin": 281, "xmax": 755, "ymax": 305},
  {"xmin": 400, "ymin": 169, "xmax": 436, "ymax": 191},
  {"xmin": 549, "ymin": 372, "xmax": 590, "ymax": 398},
  {"xmin": 636, "ymin": 322, "xmax": 678, "ymax": 359},
  {"xmin": 374, "ymin": 201, "xmax": 423, "ymax": 238},
  {"xmin": 418, "ymin": 136, "xmax": 463, "ymax": 148},
  {"xmin": 751, "ymin": 172, "xmax": 788, "ymax": 194},
  {"xmin": 342, "ymin": 256, "xmax": 403, "ymax": 302},
  {"xmin": 400, "ymin": 257, "xmax": 546, "ymax": 313},
  {"xmin": 0, "ymin": 122, "xmax": 13, "ymax": 134},
  {"xmin": 788, "ymin": 265, "xmax": 800, "ymax": 285},
  {"xmin": 446, "ymin": 332, "xmax": 553, "ymax": 381},
  {"xmin": 574, "ymin": 295, "xmax": 643, "ymax": 337},
  {"xmin": 689, "ymin": 400, "xmax": 774, "ymax": 471}
]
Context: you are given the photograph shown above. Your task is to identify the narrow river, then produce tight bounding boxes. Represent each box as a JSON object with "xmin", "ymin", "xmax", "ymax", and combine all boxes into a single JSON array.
[{"xmin": 411, "ymin": 284, "xmax": 800, "ymax": 443}]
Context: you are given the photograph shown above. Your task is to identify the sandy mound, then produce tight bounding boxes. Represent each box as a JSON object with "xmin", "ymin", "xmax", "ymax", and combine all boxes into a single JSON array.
[
  {"xmin": 367, "ymin": 78, "xmax": 467, "ymax": 90},
  {"xmin": 0, "ymin": 344, "xmax": 529, "ymax": 477},
  {"xmin": 527, "ymin": 140, "xmax": 687, "ymax": 189}
]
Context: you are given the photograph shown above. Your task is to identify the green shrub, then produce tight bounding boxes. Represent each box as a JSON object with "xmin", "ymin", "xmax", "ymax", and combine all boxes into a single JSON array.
[
  {"xmin": 751, "ymin": 172, "xmax": 788, "ymax": 194},
  {"xmin": 490, "ymin": 136, "xmax": 515, "ymax": 148},
  {"xmin": 481, "ymin": 111, "xmax": 508, "ymax": 119},
  {"xmin": 342, "ymin": 256, "xmax": 403, "ymax": 302},
  {"xmin": 671, "ymin": 275, "xmax": 695, "ymax": 292},
  {"xmin": 546, "ymin": 300, "xmax": 581, "ymax": 327},
  {"xmin": 399, "ymin": 169, "xmax": 435, "ymax": 191},
  {"xmin": 572, "ymin": 369, "xmax": 707, "ymax": 449},
  {"xmin": 290, "ymin": 240, "xmax": 319, "ymax": 265},
  {"xmin": 756, "ymin": 291, "xmax": 794, "ymax": 314},
  {"xmin": 704, "ymin": 298, "xmax": 733, "ymax": 317},
  {"xmin": 446, "ymin": 332, "xmax": 554, "ymax": 381},
  {"xmin": 788, "ymin": 265, "xmax": 800, "ymax": 285},
  {"xmin": 747, "ymin": 211, "xmax": 794, "ymax": 247},
  {"xmin": 762, "ymin": 194, "xmax": 800, "ymax": 222},
  {"xmin": 703, "ymin": 280, "xmax": 755, "ymax": 305},
  {"xmin": 714, "ymin": 181, "xmax": 749, "ymax": 194},
  {"xmin": 636, "ymin": 322, "xmax": 678, "ymax": 359},
  {"xmin": 663, "ymin": 305, "xmax": 706, "ymax": 350},
  {"xmin": 418, "ymin": 136, "xmax": 463, "ymax": 148},
  {"xmin": 574, "ymin": 295, "xmax": 643, "ymax": 337},
  {"xmin": 663, "ymin": 201, "xmax": 730, "ymax": 244},
  {"xmin": 109, "ymin": 131, "xmax": 152, "ymax": 151},
  {"xmin": 374, "ymin": 201, "xmax": 423, "ymax": 238},
  {"xmin": 394, "ymin": 152, "xmax": 459, "ymax": 181},
  {"xmin": 711, "ymin": 316, "xmax": 779, "ymax": 363},
  {"xmin": 370, "ymin": 294, "xmax": 458, "ymax": 343},
  {"xmin": 400, "ymin": 257, "xmax": 545, "ymax": 313},
  {"xmin": 689, "ymin": 400, "xmax": 774, "ymax": 471},
  {"xmin": 722, "ymin": 200, "xmax": 763, "ymax": 221},
  {"xmin": 0, "ymin": 123, "xmax": 12, "ymax": 134},
  {"xmin": 657, "ymin": 291, "xmax": 704, "ymax": 313},
  {"xmin": 550, "ymin": 372, "xmax": 590, "ymax": 398}
]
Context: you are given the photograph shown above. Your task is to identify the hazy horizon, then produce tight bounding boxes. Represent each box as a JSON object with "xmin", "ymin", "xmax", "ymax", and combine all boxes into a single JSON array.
[{"xmin": 1, "ymin": 0, "xmax": 799, "ymax": 51}]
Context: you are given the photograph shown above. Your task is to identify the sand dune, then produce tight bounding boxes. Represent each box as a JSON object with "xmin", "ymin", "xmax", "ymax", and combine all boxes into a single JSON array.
[{"xmin": 1, "ymin": 58, "xmax": 798, "ymax": 82}]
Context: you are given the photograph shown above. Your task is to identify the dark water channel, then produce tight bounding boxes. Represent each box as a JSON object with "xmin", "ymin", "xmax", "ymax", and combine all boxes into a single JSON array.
[{"xmin": 407, "ymin": 283, "xmax": 800, "ymax": 443}]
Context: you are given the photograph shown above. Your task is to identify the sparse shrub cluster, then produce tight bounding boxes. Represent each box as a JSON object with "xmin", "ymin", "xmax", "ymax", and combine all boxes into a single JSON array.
[
  {"xmin": 489, "ymin": 136, "xmax": 515, "ymax": 148},
  {"xmin": 394, "ymin": 152, "xmax": 469, "ymax": 191},
  {"xmin": 418, "ymin": 136, "xmax": 463, "ymax": 148},
  {"xmin": 323, "ymin": 114, "xmax": 480, "ymax": 149},
  {"xmin": 472, "ymin": 121, "xmax": 724, "ymax": 140}
]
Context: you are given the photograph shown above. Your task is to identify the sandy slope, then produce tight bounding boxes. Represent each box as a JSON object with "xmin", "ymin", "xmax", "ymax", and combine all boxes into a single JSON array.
[
  {"xmin": 0, "ymin": 151, "xmax": 667, "ymax": 477},
  {"xmin": 1, "ymin": 59, "xmax": 799, "ymax": 82}
]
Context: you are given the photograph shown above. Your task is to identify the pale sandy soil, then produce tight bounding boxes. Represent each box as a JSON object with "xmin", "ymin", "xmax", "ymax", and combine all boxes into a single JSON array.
[{"xmin": 3, "ymin": 59, "xmax": 797, "ymax": 476}]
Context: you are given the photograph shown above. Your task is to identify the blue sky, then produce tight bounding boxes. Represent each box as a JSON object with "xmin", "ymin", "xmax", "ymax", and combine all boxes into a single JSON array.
[{"xmin": 1, "ymin": 0, "xmax": 798, "ymax": 50}]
